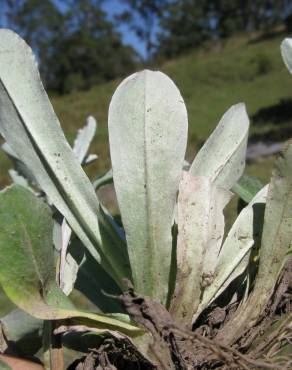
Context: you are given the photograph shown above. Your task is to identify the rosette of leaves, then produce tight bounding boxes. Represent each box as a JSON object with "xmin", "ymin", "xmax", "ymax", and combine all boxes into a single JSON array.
[{"xmin": 0, "ymin": 30, "xmax": 291, "ymax": 369}]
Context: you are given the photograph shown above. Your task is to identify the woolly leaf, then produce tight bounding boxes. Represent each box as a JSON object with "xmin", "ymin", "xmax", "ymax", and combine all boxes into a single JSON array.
[
  {"xmin": 190, "ymin": 103, "xmax": 249, "ymax": 190},
  {"xmin": 109, "ymin": 70, "xmax": 188, "ymax": 303},
  {"xmin": 0, "ymin": 29, "xmax": 130, "ymax": 287}
]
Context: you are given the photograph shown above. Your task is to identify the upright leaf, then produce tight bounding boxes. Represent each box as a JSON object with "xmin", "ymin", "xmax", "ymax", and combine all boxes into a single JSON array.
[
  {"xmin": 59, "ymin": 116, "xmax": 96, "ymax": 295},
  {"xmin": 232, "ymin": 174, "xmax": 263, "ymax": 203},
  {"xmin": 190, "ymin": 103, "xmax": 249, "ymax": 190},
  {"xmin": 170, "ymin": 172, "xmax": 231, "ymax": 325},
  {"xmin": 109, "ymin": 70, "xmax": 188, "ymax": 303},
  {"xmin": 170, "ymin": 173, "xmax": 211, "ymax": 325},
  {"xmin": 281, "ymin": 38, "xmax": 292, "ymax": 74},
  {"xmin": 73, "ymin": 116, "xmax": 97, "ymax": 164},
  {"xmin": 2, "ymin": 142, "xmax": 36, "ymax": 184},
  {"xmin": 0, "ymin": 29, "xmax": 130, "ymax": 287},
  {"xmin": 202, "ymin": 183, "xmax": 232, "ymax": 280},
  {"xmin": 217, "ymin": 141, "xmax": 292, "ymax": 344},
  {"xmin": 0, "ymin": 185, "xmax": 140, "ymax": 334},
  {"xmin": 194, "ymin": 186, "xmax": 268, "ymax": 322}
]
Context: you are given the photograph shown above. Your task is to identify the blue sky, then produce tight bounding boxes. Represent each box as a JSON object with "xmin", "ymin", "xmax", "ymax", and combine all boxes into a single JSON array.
[{"xmin": 101, "ymin": 0, "xmax": 146, "ymax": 57}]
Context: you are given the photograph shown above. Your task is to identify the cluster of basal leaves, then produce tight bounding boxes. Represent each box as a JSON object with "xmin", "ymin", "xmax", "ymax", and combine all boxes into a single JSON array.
[{"xmin": 0, "ymin": 29, "xmax": 291, "ymax": 369}]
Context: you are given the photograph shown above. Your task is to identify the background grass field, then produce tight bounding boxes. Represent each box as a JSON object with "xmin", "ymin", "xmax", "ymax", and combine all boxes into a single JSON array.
[{"xmin": 0, "ymin": 30, "xmax": 291, "ymax": 316}]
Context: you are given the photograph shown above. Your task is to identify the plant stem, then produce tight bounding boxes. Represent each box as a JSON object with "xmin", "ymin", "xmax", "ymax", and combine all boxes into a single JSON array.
[
  {"xmin": 43, "ymin": 321, "xmax": 64, "ymax": 370},
  {"xmin": 50, "ymin": 321, "xmax": 64, "ymax": 370}
]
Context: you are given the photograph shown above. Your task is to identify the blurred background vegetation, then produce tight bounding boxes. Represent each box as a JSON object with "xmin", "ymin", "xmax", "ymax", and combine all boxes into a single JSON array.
[
  {"xmin": 0, "ymin": 0, "xmax": 291, "ymax": 188},
  {"xmin": 0, "ymin": 0, "xmax": 291, "ymax": 207},
  {"xmin": 0, "ymin": 0, "xmax": 292, "ymax": 331},
  {"xmin": 1, "ymin": 0, "xmax": 292, "ymax": 93}
]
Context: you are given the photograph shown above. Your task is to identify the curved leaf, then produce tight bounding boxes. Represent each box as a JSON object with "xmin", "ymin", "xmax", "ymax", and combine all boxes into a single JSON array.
[
  {"xmin": 109, "ymin": 70, "xmax": 188, "ymax": 303},
  {"xmin": 93, "ymin": 169, "xmax": 113, "ymax": 190},
  {"xmin": 0, "ymin": 185, "xmax": 140, "ymax": 335},
  {"xmin": 170, "ymin": 173, "xmax": 211, "ymax": 325},
  {"xmin": 194, "ymin": 185, "xmax": 268, "ymax": 322},
  {"xmin": 232, "ymin": 174, "xmax": 263, "ymax": 203},
  {"xmin": 217, "ymin": 141, "xmax": 292, "ymax": 344},
  {"xmin": 281, "ymin": 38, "xmax": 292, "ymax": 74},
  {"xmin": 73, "ymin": 116, "xmax": 97, "ymax": 164},
  {"xmin": 190, "ymin": 103, "xmax": 249, "ymax": 190},
  {"xmin": 2, "ymin": 142, "xmax": 36, "ymax": 184},
  {"xmin": 170, "ymin": 172, "xmax": 231, "ymax": 325},
  {"xmin": 0, "ymin": 29, "xmax": 130, "ymax": 287}
]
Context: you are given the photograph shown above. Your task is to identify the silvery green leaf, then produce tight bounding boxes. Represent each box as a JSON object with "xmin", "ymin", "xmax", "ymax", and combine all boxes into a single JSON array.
[
  {"xmin": 182, "ymin": 160, "xmax": 190, "ymax": 170},
  {"xmin": 232, "ymin": 173, "xmax": 263, "ymax": 203},
  {"xmin": 202, "ymin": 184, "xmax": 232, "ymax": 280},
  {"xmin": 60, "ymin": 116, "xmax": 96, "ymax": 294},
  {"xmin": 52, "ymin": 219, "xmax": 63, "ymax": 252},
  {"xmin": 193, "ymin": 185, "xmax": 268, "ymax": 322},
  {"xmin": 2, "ymin": 142, "xmax": 18, "ymax": 158},
  {"xmin": 73, "ymin": 116, "xmax": 97, "ymax": 164},
  {"xmin": 217, "ymin": 141, "xmax": 292, "ymax": 344},
  {"xmin": 60, "ymin": 252, "xmax": 80, "ymax": 295},
  {"xmin": 61, "ymin": 122, "xmax": 121, "ymax": 295},
  {"xmin": 2, "ymin": 142, "xmax": 36, "ymax": 184},
  {"xmin": 59, "ymin": 218, "xmax": 76, "ymax": 294},
  {"xmin": 281, "ymin": 38, "xmax": 292, "ymax": 74},
  {"xmin": 170, "ymin": 173, "xmax": 211, "ymax": 325},
  {"xmin": 84, "ymin": 153, "xmax": 98, "ymax": 165},
  {"xmin": 109, "ymin": 70, "xmax": 188, "ymax": 303},
  {"xmin": 93, "ymin": 169, "xmax": 113, "ymax": 190},
  {"xmin": 170, "ymin": 172, "xmax": 231, "ymax": 325},
  {"xmin": 8, "ymin": 169, "xmax": 29, "ymax": 188},
  {"xmin": 0, "ymin": 29, "xmax": 130, "ymax": 287},
  {"xmin": 190, "ymin": 103, "xmax": 249, "ymax": 190}
]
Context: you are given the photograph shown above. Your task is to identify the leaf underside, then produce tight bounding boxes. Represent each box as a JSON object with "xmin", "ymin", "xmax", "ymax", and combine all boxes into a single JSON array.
[{"xmin": 109, "ymin": 70, "xmax": 188, "ymax": 304}]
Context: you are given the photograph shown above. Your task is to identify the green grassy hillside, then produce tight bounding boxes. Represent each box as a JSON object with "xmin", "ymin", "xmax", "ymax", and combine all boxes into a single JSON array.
[{"xmin": 51, "ymin": 32, "xmax": 292, "ymax": 173}]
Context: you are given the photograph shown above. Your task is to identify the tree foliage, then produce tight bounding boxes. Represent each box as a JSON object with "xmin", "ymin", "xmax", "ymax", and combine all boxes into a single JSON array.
[
  {"xmin": 116, "ymin": 0, "xmax": 169, "ymax": 59},
  {"xmin": 2, "ymin": 0, "xmax": 292, "ymax": 91},
  {"xmin": 156, "ymin": 0, "xmax": 291, "ymax": 58},
  {"xmin": 4, "ymin": 0, "xmax": 138, "ymax": 93}
]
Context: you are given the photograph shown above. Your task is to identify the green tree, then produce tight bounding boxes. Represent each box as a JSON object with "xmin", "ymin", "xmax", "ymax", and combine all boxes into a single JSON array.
[
  {"xmin": 157, "ymin": 0, "xmax": 211, "ymax": 59},
  {"xmin": 5, "ymin": 0, "xmax": 63, "ymax": 87},
  {"xmin": 213, "ymin": 0, "xmax": 288, "ymax": 38},
  {"xmin": 4, "ymin": 0, "xmax": 138, "ymax": 93},
  {"xmin": 156, "ymin": 0, "xmax": 291, "ymax": 59},
  {"xmin": 117, "ymin": 0, "xmax": 169, "ymax": 60},
  {"xmin": 50, "ymin": 0, "xmax": 138, "ymax": 93}
]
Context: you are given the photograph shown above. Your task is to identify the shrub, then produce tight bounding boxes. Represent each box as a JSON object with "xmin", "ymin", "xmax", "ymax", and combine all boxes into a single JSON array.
[{"xmin": 0, "ymin": 30, "xmax": 291, "ymax": 369}]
